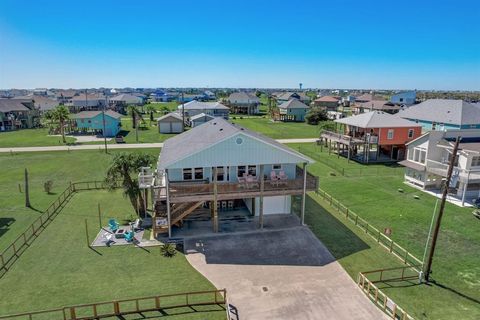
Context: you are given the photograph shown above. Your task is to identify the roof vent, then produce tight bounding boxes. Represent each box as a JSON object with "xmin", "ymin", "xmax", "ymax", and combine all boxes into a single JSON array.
[
  {"xmin": 219, "ymin": 128, "xmax": 223, "ymax": 131},
  {"xmin": 240, "ymin": 128, "xmax": 244, "ymax": 130},
  {"xmin": 213, "ymin": 122, "xmax": 217, "ymax": 125}
]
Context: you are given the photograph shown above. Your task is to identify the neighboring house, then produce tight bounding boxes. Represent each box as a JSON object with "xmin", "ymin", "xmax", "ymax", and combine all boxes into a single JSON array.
[
  {"xmin": 0, "ymin": 99, "xmax": 39, "ymax": 131},
  {"xmin": 71, "ymin": 93, "xmax": 107, "ymax": 112},
  {"xmin": 71, "ymin": 110, "xmax": 122, "ymax": 137},
  {"xmin": 397, "ymin": 99, "xmax": 480, "ymax": 131},
  {"xmin": 177, "ymin": 100, "xmax": 229, "ymax": 120},
  {"xmin": 55, "ymin": 90, "xmax": 78, "ymax": 105},
  {"xmin": 399, "ymin": 129, "xmax": 480, "ymax": 206},
  {"xmin": 151, "ymin": 91, "xmax": 178, "ymax": 102},
  {"xmin": 391, "ymin": 91, "xmax": 416, "ymax": 105},
  {"xmin": 353, "ymin": 100, "xmax": 401, "ymax": 114},
  {"xmin": 273, "ymin": 99, "xmax": 310, "ymax": 122},
  {"xmin": 313, "ymin": 96, "xmax": 340, "ymax": 111},
  {"xmin": 320, "ymin": 111, "xmax": 422, "ymax": 163},
  {"xmin": 110, "ymin": 93, "xmax": 144, "ymax": 106},
  {"xmin": 354, "ymin": 93, "xmax": 384, "ymax": 103},
  {"xmin": 140, "ymin": 118, "xmax": 318, "ymax": 237},
  {"xmin": 13, "ymin": 95, "xmax": 58, "ymax": 112},
  {"xmin": 157, "ymin": 112, "xmax": 184, "ymax": 133},
  {"xmin": 274, "ymin": 92, "xmax": 310, "ymax": 104},
  {"xmin": 190, "ymin": 113, "xmax": 215, "ymax": 127},
  {"xmin": 227, "ymin": 92, "xmax": 260, "ymax": 114}
]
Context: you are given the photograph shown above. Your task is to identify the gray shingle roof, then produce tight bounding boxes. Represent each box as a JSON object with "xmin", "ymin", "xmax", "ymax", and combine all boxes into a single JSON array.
[
  {"xmin": 157, "ymin": 112, "xmax": 183, "ymax": 122},
  {"xmin": 228, "ymin": 92, "xmax": 259, "ymax": 102},
  {"xmin": 177, "ymin": 100, "xmax": 229, "ymax": 111},
  {"xmin": 0, "ymin": 99, "xmax": 32, "ymax": 112},
  {"xmin": 71, "ymin": 110, "xmax": 123, "ymax": 119},
  {"xmin": 110, "ymin": 93, "xmax": 142, "ymax": 102},
  {"xmin": 190, "ymin": 113, "xmax": 215, "ymax": 121},
  {"xmin": 397, "ymin": 99, "xmax": 480, "ymax": 126},
  {"xmin": 158, "ymin": 118, "xmax": 312, "ymax": 169},
  {"xmin": 336, "ymin": 111, "xmax": 420, "ymax": 128},
  {"xmin": 278, "ymin": 99, "xmax": 309, "ymax": 110}
]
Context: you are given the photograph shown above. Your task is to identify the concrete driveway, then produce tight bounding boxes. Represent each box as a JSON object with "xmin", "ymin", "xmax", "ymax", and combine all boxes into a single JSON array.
[{"xmin": 185, "ymin": 227, "xmax": 387, "ymax": 320}]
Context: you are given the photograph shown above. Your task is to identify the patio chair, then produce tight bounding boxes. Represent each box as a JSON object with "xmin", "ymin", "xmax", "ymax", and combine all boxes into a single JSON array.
[
  {"xmin": 108, "ymin": 219, "xmax": 119, "ymax": 232},
  {"xmin": 124, "ymin": 231, "xmax": 135, "ymax": 242}
]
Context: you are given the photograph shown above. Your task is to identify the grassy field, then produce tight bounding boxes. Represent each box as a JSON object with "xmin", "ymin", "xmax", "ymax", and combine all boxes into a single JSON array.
[
  {"xmin": 0, "ymin": 190, "xmax": 225, "ymax": 319},
  {"xmin": 290, "ymin": 143, "xmax": 480, "ymax": 319},
  {"xmin": 0, "ymin": 128, "xmax": 76, "ymax": 147},
  {"xmin": 0, "ymin": 149, "xmax": 159, "ymax": 252},
  {"xmin": 232, "ymin": 117, "xmax": 320, "ymax": 139}
]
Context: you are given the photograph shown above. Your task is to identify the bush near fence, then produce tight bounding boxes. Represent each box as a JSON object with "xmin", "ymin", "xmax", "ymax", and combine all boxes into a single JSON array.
[{"xmin": 0, "ymin": 181, "xmax": 117, "ymax": 279}]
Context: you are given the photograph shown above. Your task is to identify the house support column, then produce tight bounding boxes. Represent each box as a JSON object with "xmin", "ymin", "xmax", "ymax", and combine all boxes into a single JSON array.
[
  {"xmin": 213, "ymin": 167, "xmax": 218, "ymax": 233},
  {"xmin": 165, "ymin": 170, "xmax": 172, "ymax": 238},
  {"xmin": 461, "ymin": 171, "xmax": 470, "ymax": 206},
  {"xmin": 301, "ymin": 162, "xmax": 307, "ymax": 225},
  {"xmin": 259, "ymin": 165, "xmax": 265, "ymax": 229}
]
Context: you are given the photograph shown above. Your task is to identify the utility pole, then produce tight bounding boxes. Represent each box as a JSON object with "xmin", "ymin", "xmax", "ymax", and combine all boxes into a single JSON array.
[
  {"xmin": 424, "ymin": 136, "xmax": 461, "ymax": 282},
  {"xmin": 181, "ymin": 92, "xmax": 185, "ymax": 126},
  {"xmin": 101, "ymin": 93, "xmax": 108, "ymax": 153},
  {"xmin": 25, "ymin": 168, "xmax": 30, "ymax": 207}
]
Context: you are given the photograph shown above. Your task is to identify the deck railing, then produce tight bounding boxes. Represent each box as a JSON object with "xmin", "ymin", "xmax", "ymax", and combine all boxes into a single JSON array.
[{"xmin": 0, "ymin": 289, "xmax": 227, "ymax": 320}]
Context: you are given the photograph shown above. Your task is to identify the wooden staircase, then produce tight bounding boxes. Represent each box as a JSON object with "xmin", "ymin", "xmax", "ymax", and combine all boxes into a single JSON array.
[{"xmin": 171, "ymin": 201, "xmax": 205, "ymax": 226}]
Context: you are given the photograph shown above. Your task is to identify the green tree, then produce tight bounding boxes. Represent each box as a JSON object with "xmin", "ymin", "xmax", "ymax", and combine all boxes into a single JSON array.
[
  {"xmin": 305, "ymin": 108, "xmax": 329, "ymax": 125},
  {"xmin": 145, "ymin": 104, "xmax": 156, "ymax": 124},
  {"xmin": 51, "ymin": 105, "xmax": 70, "ymax": 143},
  {"xmin": 104, "ymin": 152, "xmax": 155, "ymax": 215}
]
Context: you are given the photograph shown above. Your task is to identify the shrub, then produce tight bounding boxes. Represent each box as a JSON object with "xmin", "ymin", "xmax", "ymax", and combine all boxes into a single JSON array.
[
  {"xmin": 43, "ymin": 180, "xmax": 54, "ymax": 194},
  {"xmin": 305, "ymin": 108, "xmax": 329, "ymax": 125},
  {"xmin": 161, "ymin": 243, "xmax": 177, "ymax": 257}
]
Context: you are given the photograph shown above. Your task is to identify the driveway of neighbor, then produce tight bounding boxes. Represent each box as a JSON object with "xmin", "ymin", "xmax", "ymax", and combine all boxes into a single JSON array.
[{"xmin": 185, "ymin": 227, "xmax": 388, "ymax": 320}]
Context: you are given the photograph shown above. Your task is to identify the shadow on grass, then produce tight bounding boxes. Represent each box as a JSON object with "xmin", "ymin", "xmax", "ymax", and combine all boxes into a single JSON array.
[
  {"xmin": 0, "ymin": 218, "xmax": 15, "ymax": 239},
  {"xmin": 431, "ymin": 280, "xmax": 480, "ymax": 305},
  {"xmin": 112, "ymin": 304, "xmax": 226, "ymax": 319}
]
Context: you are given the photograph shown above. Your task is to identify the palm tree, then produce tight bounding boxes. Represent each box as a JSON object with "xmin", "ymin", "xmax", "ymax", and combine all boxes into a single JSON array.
[
  {"xmin": 52, "ymin": 105, "xmax": 70, "ymax": 143},
  {"xmin": 104, "ymin": 152, "xmax": 155, "ymax": 215},
  {"xmin": 145, "ymin": 104, "xmax": 156, "ymax": 125},
  {"xmin": 127, "ymin": 105, "xmax": 140, "ymax": 129}
]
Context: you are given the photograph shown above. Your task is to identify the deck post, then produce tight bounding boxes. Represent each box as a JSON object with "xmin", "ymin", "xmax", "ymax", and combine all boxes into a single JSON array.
[
  {"xmin": 461, "ymin": 171, "xmax": 470, "ymax": 206},
  {"xmin": 301, "ymin": 162, "xmax": 307, "ymax": 225},
  {"xmin": 165, "ymin": 170, "xmax": 172, "ymax": 238},
  {"xmin": 259, "ymin": 165, "xmax": 264, "ymax": 229},
  {"xmin": 213, "ymin": 167, "xmax": 218, "ymax": 233}
]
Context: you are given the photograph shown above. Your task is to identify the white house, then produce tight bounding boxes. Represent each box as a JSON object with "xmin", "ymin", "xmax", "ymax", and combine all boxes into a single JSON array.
[{"xmin": 157, "ymin": 112, "xmax": 184, "ymax": 134}]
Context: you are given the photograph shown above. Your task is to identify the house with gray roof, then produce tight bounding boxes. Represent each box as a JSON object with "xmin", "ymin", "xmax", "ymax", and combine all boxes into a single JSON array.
[
  {"xmin": 227, "ymin": 92, "xmax": 260, "ymax": 114},
  {"xmin": 140, "ymin": 118, "xmax": 318, "ymax": 237},
  {"xmin": 177, "ymin": 100, "xmax": 229, "ymax": 120},
  {"xmin": 190, "ymin": 113, "xmax": 215, "ymax": 127},
  {"xmin": 157, "ymin": 112, "xmax": 184, "ymax": 133},
  {"xmin": 71, "ymin": 110, "xmax": 122, "ymax": 137},
  {"xmin": 397, "ymin": 99, "xmax": 480, "ymax": 131},
  {"xmin": 274, "ymin": 99, "xmax": 310, "ymax": 122},
  {"xmin": 0, "ymin": 99, "xmax": 39, "ymax": 131}
]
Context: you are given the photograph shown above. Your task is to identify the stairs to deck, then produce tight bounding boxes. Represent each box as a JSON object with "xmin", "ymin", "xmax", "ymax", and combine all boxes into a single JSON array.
[{"xmin": 171, "ymin": 201, "xmax": 205, "ymax": 226}]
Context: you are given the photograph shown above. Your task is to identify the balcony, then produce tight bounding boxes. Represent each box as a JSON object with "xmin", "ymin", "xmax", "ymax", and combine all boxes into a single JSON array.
[
  {"xmin": 156, "ymin": 167, "xmax": 319, "ymax": 203},
  {"xmin": 320, "ymin": 130, "xmax": 372, "ymax": 146}
]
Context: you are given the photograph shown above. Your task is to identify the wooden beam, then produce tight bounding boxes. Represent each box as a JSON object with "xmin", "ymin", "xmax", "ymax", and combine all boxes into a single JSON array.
[
  {"xmin": 166, "ymin": 170, "xmax": 172, "ymax": 238},
  {"xmin": 213, "ymin": 167, "xmax": 218, "ymax": 233},
  {"xmin": 259, "ymin": 165, "xmax": 264, "ymax": 229},
  {"xmin": 301, "ymin": 163, "xmax": 307, "ymax": 225}
]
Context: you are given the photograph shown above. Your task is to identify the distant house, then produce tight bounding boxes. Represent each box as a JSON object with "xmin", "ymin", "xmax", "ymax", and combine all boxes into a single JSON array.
[
  {"xmin": 274, "ymin": 99, "xmax": 310, "ymax": 122},
  {"xmin": 110, "ymin": 93, "xmax": 144, "ymax": 106},
  {"xmin": 157, "ymin": 112, "xmax": 184, "ymax": 133},
  {"xmin": 353, "ymin": 100, "xmax": 401, "ymax": 114},
  {"xmin": 142, "ymin": 118, "xmax": 317, "ymax": 237},
  {"xmin": 400, "ymin": 129, "xmax": 480, "ymax": 206},
  {"xmin": 71, "ymin": 93, "xmax": 107, "ymax": 112},
  {"xmin": 274, "ymin": 92, "xmax": 310, "ymax": 105},
  {"xmin": 71, "ymin": 110, "xmax": 122, "ymax": 137},
  {"xmin": 391, "ymin": 91, "xmax": 416, "ymax": 105},
  {"xmin": 227, "ymin": 92, "xmax": 260, "ymax": 114},
  {"xmin": 320, "ymin": 111, "xmax": 422, "ymax": 163},
  {"xmin": 190, "ymin": 113, "xmax": 215, "ymax": 127},
  {"xmin": 313, "ymin": 96, "xmax": 340, "ymax": 111},
  {"xmin": 354, "ymin": 93, "xmax": 384, "ymax": 103},
  {"xmin": 151, "ymin": 91, "xmax": 178, "ymax": 102},
  {"xmin": 13, "ymin": 95, "xmax": 58, "ymax": 112},
  {"xmin": 397, "ymin": 99, "xmax": 480, "ymax": 131},
  {"xmin": 0, "ymin": 99, "xmax": 39, "ymax": 131},
  {"xmin": 177, "ymin": 100, "xmax": 229, "ymax": 120}
]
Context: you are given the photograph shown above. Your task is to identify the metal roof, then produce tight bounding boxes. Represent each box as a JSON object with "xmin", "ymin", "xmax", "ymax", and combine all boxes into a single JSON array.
[
  {"xmin": 278, "ymin": 99, "xmax": 310, "ymax": 110},
  {"xmin": 177, "ymin": 100, "xmax": 229, "ymax": 111},
  {"xmin": 157, "ymin": 112, "xmax": 183, "ymax": 122},
  {"xmin": 335, "ymin": 111, "xmax": 420, "ymax": 128},
  {"xmin": 71, "ymin": 110, "xmax": 123, "ymax": 119}
]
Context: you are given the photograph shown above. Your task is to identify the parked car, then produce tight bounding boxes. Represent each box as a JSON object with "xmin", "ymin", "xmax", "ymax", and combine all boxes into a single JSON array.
[{"xmin": 115, "ymin": 135, "xmax": 125, "ymax": 143}]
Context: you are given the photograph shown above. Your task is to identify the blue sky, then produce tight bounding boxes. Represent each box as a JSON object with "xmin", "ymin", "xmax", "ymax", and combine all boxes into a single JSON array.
[{"xmin": 0, "ymin": 0, "xmax": 479, "ymax": 90}]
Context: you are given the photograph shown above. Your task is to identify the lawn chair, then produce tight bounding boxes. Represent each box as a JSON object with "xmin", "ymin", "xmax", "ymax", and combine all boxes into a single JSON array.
[
  {"xmin": 124, "ymin": 231, "xmax": 135, "ymax": 242},
  {"xmin": 108, "ymin": 219, "xmax": 119, "ymax": 232},
  {"xmin": 270, "ymin": 171, "xmax": 279, "ymax": 186}
]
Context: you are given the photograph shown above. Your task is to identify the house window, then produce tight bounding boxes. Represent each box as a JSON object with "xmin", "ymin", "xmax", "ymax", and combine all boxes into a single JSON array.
[
  {"xmin": 408, "ymin": 129, "xmax": 414, "ymax": 138},
  {"xmin": 399, "ymin": 98, "xmax": 404, "ymax": 102},
  {"xmin": 215, "ymin": 167, "xmax": 224, "ymax": 181},
  {"xmin": 472, "ymin": 156, "xmax": 480, "ymax": 167},
  {"xmin": 183, "ymin": 168, "xmax": 192, "ymax": 180},
  {"xmin": 237, "ymin": 166, "xmax": 246, "ymax": 177},
  {"xmin": 432, "ymin": 122, "xmax": 436, "ymax": 130},
  {"xmin": 248, "ymin": 165, "xmax": 257, "ymax": 176},
  {"xmin": 273, "ymin": 164, "xmax": 282, "ymax": 170},
  {"xmin": 387, "ymin": 129, "xmax": 394, "ymax": 140},
  {"xmin": 407, "ymin": 149, "xmax": 413, "ymax": 161},
  {"xmin": 194, "ymin": 168, "xmax": 203, "ymax": 180}
]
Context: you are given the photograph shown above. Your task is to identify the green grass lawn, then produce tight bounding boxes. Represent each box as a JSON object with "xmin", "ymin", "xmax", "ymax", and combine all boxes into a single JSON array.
[
  {"xmin": 0, "ymin": 149, "xmax": 159, "ymax": 252},
  {"xmin": 0, "ymin": 190, "xmax": 225, "ymax": 319},
  {"xmin": 0, "ymin": 128, "xmax": 76, "ymax": 147},
  {"xmin": 231, "ymin": 117, "xmax": 321, "ymax": 139},
  {"xmin": 290, "ymin": 143, "xmax": 480, "ymax": 319}
]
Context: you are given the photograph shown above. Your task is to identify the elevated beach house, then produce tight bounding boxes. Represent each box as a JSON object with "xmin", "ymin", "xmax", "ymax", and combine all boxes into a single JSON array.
[
  {"xmin": 397, "ymin": 99, "xmax": 480, "ymax": 131},
  {"xmin": 227, "ymin": 92, "xmax": 260, "ymax": 114},
  {"xmin": 0, "ymin": 99, "xmax": 39, "ymax": 131},
  {"xmin": 400, "ymin": 129, "xmax": 480, "ymax": 206},
  {"xmin": 273, "ymin": 99, "xmax": 310, "ymax": 122},
  {"xmin": 320, "ymin": 111, "xmax": 422, "ymax": 163},
  {"xmin": 71, "ymin": 110, "xmax": 122, "ymax": 137},
  {"xmin": 140, "ymin": 118, "xmax": 318, "ymax": 237},
  {"xmin": 177, "ymin": 100, "xmax": 229, "ymax": 120}
]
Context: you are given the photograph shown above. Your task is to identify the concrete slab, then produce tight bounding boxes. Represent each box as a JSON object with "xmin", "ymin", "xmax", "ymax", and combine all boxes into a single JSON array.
[{"xmin": 185, "ymin": 227, "xmax": 388, "ymax": 320}]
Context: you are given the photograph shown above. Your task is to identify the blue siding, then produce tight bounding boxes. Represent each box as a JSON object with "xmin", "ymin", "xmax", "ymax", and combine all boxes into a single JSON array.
[
  {"xmin": 287, "ymin": 108, "xmax": 308, "ymax": 121},
  {"xmin": 74, "ymin": 114, "xmax": 120, "ymax": 137},
  {"xmin": 391, "ymin": 91, "xmax": 416, "ymax": 105}
]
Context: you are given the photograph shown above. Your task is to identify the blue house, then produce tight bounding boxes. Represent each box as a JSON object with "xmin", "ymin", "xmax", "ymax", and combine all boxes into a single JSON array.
[
  {"xmin": 390, "ymin": 91, "xmax": 416, "ymax": 105},
  {"xmin": 141, "ymin": 118, "xmax": 318, "ymax": 237},
  {"xmin": 72, "ymin": 110, "xmax": 122, "ymax": 137},
  {"xmin": 397, "ymin": 99, "xmax": 480, "ymax": 131}
]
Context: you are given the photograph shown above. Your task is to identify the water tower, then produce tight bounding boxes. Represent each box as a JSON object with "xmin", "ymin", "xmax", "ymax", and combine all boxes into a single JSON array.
[{"xmin": 299, "ymin": 83, "xmax": 303, "ymax": 90}]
